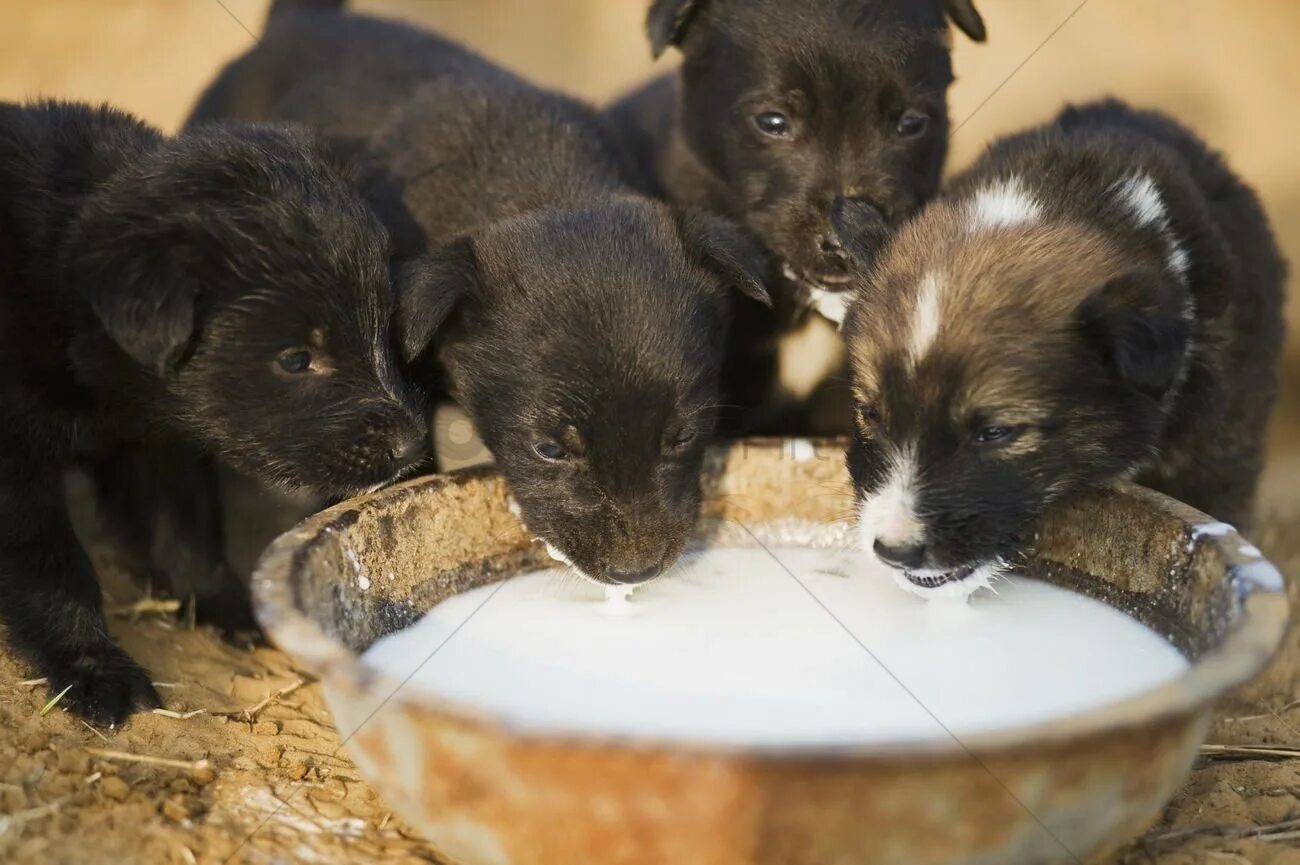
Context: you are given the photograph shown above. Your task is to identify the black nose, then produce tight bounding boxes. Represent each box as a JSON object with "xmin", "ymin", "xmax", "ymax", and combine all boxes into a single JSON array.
[
  {"xmin": 829, "ymin": 196, "xmax": 891, "ymax": 267},
  {"xmin": 873, "ymin": 539, "xmax": 928, "ymax": 571},
  {"xmin": 818, "ymin": 233, "xmax": 844, "ymax": 256},
  {"xmin": 608, "ymin": 565, "xmax": 662, "ymax": 585},
  {"xmin": 392, "ymin": 434, "xmax": 430, "ymax": 466}
]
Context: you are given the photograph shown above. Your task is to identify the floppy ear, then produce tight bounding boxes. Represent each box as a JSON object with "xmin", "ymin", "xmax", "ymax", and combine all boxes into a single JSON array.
[
  {"xmin": 1077, "ymin": 270, "xmax": 1191, "ymax": 398},
  {"xmin": 647, "ymin": 0, "xmax": 707, "ymax": 58},
  {"xmin": 65, "ymin": 228, "xmax": 200, "ymax": 374},
  {"xmin": 943, "ymin": 0, "xmax": 987, "ymax": 42},
  {"xmin": 394, "ymin": 239, "xmax": 480, "ymax": 363},
  {"xmin": 675, "ymin": 210, "xmax": 771, "ymax": 307},
  {"xmin": 829, "ymin": 197, "xmax": 892, "ymax": 271}
]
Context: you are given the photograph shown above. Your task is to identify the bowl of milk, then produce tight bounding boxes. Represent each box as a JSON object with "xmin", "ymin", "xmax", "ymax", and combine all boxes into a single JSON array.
[{"xmin": 252, "ymin": 438, "xmax": 1287, "ymax": 865}]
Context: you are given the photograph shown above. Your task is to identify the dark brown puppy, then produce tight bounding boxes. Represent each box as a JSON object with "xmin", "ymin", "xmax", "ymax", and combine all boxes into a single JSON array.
[
  {"xmin": 190, "ymin": 1, "xmax": 769, "ymax": 586},
  {"xmin": 838, "ymin": 100, "xmax": 1285, "ymax": 600},
  {"xmin": 0, "ymin": 100, "xmax": 427, "ymax": 723},
  {"xmin": 607, "ymin": 0, "xmax": 986, "ymax": 433}
]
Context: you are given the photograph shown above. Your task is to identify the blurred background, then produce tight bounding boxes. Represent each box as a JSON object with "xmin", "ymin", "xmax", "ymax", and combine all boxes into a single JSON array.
[{"xmin": 2, "ymin": 0, "xmax": 1297, "ymax": 512}]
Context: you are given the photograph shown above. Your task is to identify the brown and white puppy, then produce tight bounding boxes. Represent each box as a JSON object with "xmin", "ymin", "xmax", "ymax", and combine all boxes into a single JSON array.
[
  {"xmin": 838, "ymin": 100, "xmax": 1285, "ymax": 600},
  {"xmin": 607, "ymin": 0, "xmax": 986, "ymax": 434}
]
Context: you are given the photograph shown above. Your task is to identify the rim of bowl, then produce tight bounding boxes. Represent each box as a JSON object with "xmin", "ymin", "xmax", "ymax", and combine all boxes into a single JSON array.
[{"xmin": 252, "ymin": 440, "xmax": 1290, "ymax": 760}]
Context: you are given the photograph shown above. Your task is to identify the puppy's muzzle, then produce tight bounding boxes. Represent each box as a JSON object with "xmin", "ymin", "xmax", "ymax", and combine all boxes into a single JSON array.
[
  {"xmin": 392, "ymin": 433, "xmax": 430, "ymax": 466},
  {"xmin": 828, "ymin": 196, "xmax": 892, "ymax": 271}
]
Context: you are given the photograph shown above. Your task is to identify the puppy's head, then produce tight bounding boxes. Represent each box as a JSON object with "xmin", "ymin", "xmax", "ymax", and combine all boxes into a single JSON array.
[
  {"xmin": 648, "ymin": 0, "xmax": 984, "ymax": 293},
  {"xmin": 840, "ymin": 184, "xmax": 1190, "ymax": 599},
  {"xmin": 64, "ymin": 125, "xmax": 428, "ymax": 498},
  {"xmin": 399, "ymin": 198, "xmax": 769, "ymax": 584}
]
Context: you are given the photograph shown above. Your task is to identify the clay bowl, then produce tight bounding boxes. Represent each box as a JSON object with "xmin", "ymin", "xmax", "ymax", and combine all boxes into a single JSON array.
[{"xmin": 253, "ymin": 439, "xmax": 1287, "ymax": 865}]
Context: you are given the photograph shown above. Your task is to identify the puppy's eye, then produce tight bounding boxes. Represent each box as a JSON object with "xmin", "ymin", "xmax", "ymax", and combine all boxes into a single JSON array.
[
  {"xmin": 754, "ymin": 111, "xmax": 792, "ymax": 138},
  {"xmin": 533, "ymin": 439, "xmax": 569, "ymax": 462},
  {"xmin": 973, "ymin": 425, "xmax": 1023, "ymax": 446},
  {"xmin": 855, "ymin": 404, "xmax": 881, "ymax": 428},
  {"xmin": 665, "ymin": 428, "xmax": 697, "ymax": 451},
  {"xmin": 276, "ymin": 349, "xmax": 313, "ymax": 375},
  {"xmin": 896, "ymin": 111, "xmax": 929, "ymax": 138}
]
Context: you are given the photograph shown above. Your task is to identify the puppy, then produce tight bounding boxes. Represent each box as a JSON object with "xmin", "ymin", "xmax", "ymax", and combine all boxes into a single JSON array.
[
  {"xmin": 190, "ymin": 2, "xmax": 770, "ymax": 584},
  {"xmin": 0, "ymin": 100, "xmax": 427, "ymax": 723},
  {"xmin": 607, "ymin": 0, "xmax": 986, "ymax": 433},
  {"xmin": 838, "ymin": 100, "xmax": 1286, "ymax": 600}
]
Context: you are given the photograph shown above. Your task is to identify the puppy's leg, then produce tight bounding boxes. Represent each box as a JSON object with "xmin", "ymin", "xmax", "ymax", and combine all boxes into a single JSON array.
[
  {"xmin": 0, "ymin": 455, "xmax": 159, "ymax": 725},
  {"xmin": 87, "ymin": 445, "xmax": 257, "ymax": 634}
]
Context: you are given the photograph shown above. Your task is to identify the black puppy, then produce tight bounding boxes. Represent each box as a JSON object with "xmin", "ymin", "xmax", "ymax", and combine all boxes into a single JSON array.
[
  {"xmin": 191, "ymin": 2, "xmax": 770, "ymax": 584},
  {"xmin": 607, "ymin": 0, "xmax": 986, "ymax": 433},
  {"xmin": 838, "ymin": 100, "xmax": 1285, "ymax": 600},
  {"xmin": 0, "ymin": 100, "xmax": 427, "ymax": 723}
]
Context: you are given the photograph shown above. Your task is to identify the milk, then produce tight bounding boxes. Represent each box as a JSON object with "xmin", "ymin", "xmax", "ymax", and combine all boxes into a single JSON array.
[{"xmin": 360, "ymin": 547, "xmax": 1188, "ymax": 746}]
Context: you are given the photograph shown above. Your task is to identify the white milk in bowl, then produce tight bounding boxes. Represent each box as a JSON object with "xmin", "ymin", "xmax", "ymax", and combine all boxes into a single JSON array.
[{"xmin": 359, "ymin": 546, "xmax": 1188, "ymax": 746}]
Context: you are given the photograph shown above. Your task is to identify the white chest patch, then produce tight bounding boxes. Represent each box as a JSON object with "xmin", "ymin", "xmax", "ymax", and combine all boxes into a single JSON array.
[
  {"xmin": 968, "ymin": 176, "xmax": 1043, "ymax": 230},
  {"xmin": 808, "ymin": 287, "xmax": 851, "ymax": 326}
]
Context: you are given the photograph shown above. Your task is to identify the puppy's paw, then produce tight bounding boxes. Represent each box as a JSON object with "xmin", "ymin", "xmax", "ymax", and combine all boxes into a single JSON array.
[{"xmin": 45, "ymin": 643, "xmax": 161, "ymax": 726}]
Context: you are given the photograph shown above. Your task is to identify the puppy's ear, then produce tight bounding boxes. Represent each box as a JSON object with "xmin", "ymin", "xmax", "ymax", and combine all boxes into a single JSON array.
[
  {"xmin": 69, "ymin": 233, "xmax": 200, "ymax": 374},
  {"xmin": 943, "ymin": 0, "xmax": 987, "ymax": 42},
  {"xmin": 647, "ymin": 0, "xmax": 707, "ymax": 58},
  {"xmin": 676, "ymin": 210, "xmax": 771, "ymax": 307},
  {"xmin": 394, "ymin": 239, "xmax": 480, "ymax": 363},
  {"xmin": 1077, "ymin": 270, "xmax": 1191, "ymax": 398},
  {"xmin": 829, "ymin": 197, "xmax": 892, "ymax": 271}
]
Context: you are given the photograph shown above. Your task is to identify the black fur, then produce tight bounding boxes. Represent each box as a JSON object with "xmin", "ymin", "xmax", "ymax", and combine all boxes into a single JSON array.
[
  {"xmin": 840, "ymin": 100, "xmax": 1285, "ymax": 590},
  {"xmin": 267, "ymin": 0, "xmax": 343, "ymax": 22},
  {"xmin": 608, "ymin": 0, "xmax": 985, "ymax": 434},
  {"xmin": 189, "ymin": 5, "xmax": 770, "ymax": 583},
  {"xmin": 0, "ymin": 101, "xmax": 426, "ymax": 722}
]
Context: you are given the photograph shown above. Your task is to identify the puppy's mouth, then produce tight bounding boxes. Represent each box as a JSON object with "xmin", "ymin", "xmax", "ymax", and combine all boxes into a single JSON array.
[
  {"xmin": 885, "ymin": 561, "xmax": 1006, "ymax": 602},
  {"xmin": 782, "ymin": 263, "xmax": 854, "ymax": 326},
  {"xmin": 781, "ymin": 263, "xmax": 854, "ymax": 293},
  {"xmin": 904, "ymin": 565, "xmax": 976, "ymax": 589},
  {"xmin": 362, "ymin": 455, "xmax": 437, "ymax": 494}
]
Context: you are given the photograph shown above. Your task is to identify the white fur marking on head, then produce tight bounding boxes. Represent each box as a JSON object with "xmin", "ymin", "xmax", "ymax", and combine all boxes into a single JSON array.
[
  {"xmin": 1113, "ymin": 174, "xmax": 1194, "ymax": 288},
  {"xmin": 857, "ymin": 444, "xmax": 923, "ymax": 554},
  {"xmin": 908, "ymin": 272, "xmax": 943, "ymax": 363},
  {"xmin": 968, "ymin": 176, "xmax": 1042, "ymax": 230},
  {"xmin": 1167, "ymin": 241, "xmax": 1191, "ymax": 279},
  {"xmin": 1114, "ymin": 173, "xmax": 1168, "ymax": 227}
]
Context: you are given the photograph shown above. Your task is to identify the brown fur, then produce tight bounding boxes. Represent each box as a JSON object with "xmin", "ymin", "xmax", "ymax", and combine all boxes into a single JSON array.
[{"xmin": 840, "ymin": 100, "xmax": 1284, "ymax": 590}]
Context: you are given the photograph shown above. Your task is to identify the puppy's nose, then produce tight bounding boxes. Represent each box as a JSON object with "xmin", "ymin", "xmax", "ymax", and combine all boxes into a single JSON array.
[
  {"xmin": 392, "ymin": 434, "xmax": 430, "ymax": 466},
  {"xmin": 873, "ymin": 539, "xmax": 928, "ymax": 571},
  {"xmin": 608, "ymin": 565, "xmax": 662, "ymax": 585},
  {"xmin": 829, "ymin": 196, "xmax": 891, "ymax": 267},
  {"xmin": 818, "ymin": 233, "xmax": 844, "ymax": 256}
]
